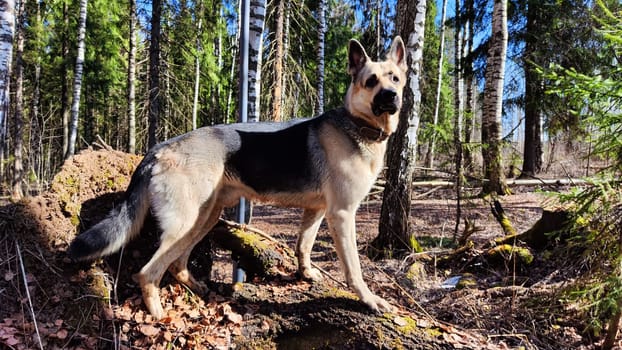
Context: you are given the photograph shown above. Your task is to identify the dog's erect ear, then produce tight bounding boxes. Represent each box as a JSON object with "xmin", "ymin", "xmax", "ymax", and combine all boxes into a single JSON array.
[
  {"xmin": 388, "ymin": 36, "xmax": 407, "ymax": 73},
  {"xmin": 348, "ymin": 39, "xmax": 369, "ymax": 77}
]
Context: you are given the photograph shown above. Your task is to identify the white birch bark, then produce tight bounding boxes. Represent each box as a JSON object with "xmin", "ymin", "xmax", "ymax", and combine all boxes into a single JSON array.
[
  {"xmin": 66, "ymin": 0, "xmax": 88, "ymax": 159},
  {"xmin": 127, "ymin": 0, "xmax": 137, "ymax": 153},
  {"xmin": 316, "ymin": 0, "xmax": 327, "ymax": 114},
  {"xmin": 0, "ymin": 0, "xmax": 15, "ymax": 171},
  {"xmin": 481, "ymin": 0, "xmax": 509, "ymax": 194},
  {"xmin": 192, "ymin": 18, "xmax": 202, "ymax": 130}
]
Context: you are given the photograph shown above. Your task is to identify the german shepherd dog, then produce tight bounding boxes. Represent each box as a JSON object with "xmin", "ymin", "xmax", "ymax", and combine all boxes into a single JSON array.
[{"xmin": 68, "ymin": 37, "xmax": 407, "ymax": 319}]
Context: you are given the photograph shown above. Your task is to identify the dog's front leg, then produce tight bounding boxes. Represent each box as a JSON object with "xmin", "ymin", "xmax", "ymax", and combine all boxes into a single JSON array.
[
  {"xmin": 296, "ymin": 208, "xmax": 326, "ymax": 281},
  {"xmin": 326, "ymin": 209, "xmax": 394, "ymax": 313}
]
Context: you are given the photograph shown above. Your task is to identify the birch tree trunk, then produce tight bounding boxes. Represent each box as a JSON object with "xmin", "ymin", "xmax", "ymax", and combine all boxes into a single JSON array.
[
  {"xmin": 372, "ymin": 0, "xmax": 426, "ymax": 257},
  {"xmin": 0, "ymin": 0, "xmax": 15, "ymax": 180},
  {"xmin": 316, "ymin": 0, "xmax": 327, "ymax": 114},
  {"xmin": 192, "ymin": 18, "xmax": 202, "ymax": 130},
  {"xmin": 127, "ymin": 0, "xmax": 137, "ymax": 153},
  {"xmin": 481, "ymin": 0, "xmax": 509, "ymax": 195},
  {"xmin": 148, "ymin": 0, "xmax": 161, "ymax": 148},
  {"xmin": 270, "ymin": 0, "xmax": 285, "ymax": 122},
  {"xmin": 248, "ymin": 0, "xmax": 265, "ymax": 122},
  {"xmin": 11, "ymin": 0, "xmax": 24, "ymax": 199},
  {"xmin": 65, "ymin": 0, "xmax": 88, "ymax": 159},
  {"xmin": 453, "ymin": 0, "xmax": 464, "ymax": 234},
  {"xmin": 424, "ymin": 0, "xmax": 447, "ymax": 169}
]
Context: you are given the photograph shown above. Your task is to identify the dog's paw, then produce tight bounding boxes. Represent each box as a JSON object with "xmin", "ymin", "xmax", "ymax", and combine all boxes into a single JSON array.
[
  {"xmin": 144, "ymin": 296, "xmax": 165, "ymax": 320},
  {"xmin": 362, "ymin": 294, "xmax": 395, "ymax": 314},
  {"xmin": 300, "ymin": 267, "xmax": 323, "ymax": 282}
]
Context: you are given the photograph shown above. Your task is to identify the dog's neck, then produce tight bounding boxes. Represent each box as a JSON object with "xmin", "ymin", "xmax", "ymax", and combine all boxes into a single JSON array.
[{"xmin": 344, "ymin": 109, "xmax": 391, "ymax": 142}]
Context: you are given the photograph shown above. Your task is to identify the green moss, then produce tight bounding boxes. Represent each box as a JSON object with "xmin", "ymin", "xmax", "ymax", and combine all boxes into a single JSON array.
[
  {"xmin": 456, "ymin": 274, "xmax": 478, "ymax": 289},
  {"xmin": 321, "ymin": 288, "xmax": 357, "ymax": 300},
  {"xmin": 395, "ymin": 315, "xmax": 418, "ymax": 334},
  {"xmin": 425, "ymin": 327, "xmax": 443, "ymax": 337},
  {"xmin": 486, "ymin": 244, "xmax": 534, "ymax": 265}
]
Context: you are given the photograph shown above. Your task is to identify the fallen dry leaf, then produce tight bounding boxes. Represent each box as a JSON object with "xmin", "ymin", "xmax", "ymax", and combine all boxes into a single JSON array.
[
  {"xmin": 56, "ymin": 329, "xmax": 68, "ymax": 340},
  {"xmin": 138, "ymin": 324, "xmax": 160, "ymax": 337}
]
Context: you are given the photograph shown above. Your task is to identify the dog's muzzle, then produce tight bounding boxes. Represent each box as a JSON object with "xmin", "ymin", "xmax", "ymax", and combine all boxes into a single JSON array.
[{"xmin": 372, "ymin": 88, "xmax": 399, "ymax": 116}]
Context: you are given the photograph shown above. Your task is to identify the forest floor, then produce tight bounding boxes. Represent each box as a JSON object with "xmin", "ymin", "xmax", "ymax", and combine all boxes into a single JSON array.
[{"xmin": 0, "ymin": 148, "xmax": 616, "ymax": 349}]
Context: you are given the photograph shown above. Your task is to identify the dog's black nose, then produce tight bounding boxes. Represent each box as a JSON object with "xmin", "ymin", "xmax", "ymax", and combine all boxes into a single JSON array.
[
  {"xmin": 372, "ymin": 89, "xmax": 399, "ymax": 115},
  {"xmin": 377, "ymin": 89, "xmax": 397, "ymax": 104}
]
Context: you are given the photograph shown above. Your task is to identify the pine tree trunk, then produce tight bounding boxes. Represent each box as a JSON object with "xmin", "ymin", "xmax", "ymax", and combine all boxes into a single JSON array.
[
  {"xmin": 316, "ymin": 0, "xmax": 327, "ymax": 114},
  {"xmin": 11, "ymin": 0, "xmax": 24, "ymax": 199},
  {"xmin": 521, "ymin": 0, "xmax": 543, "ymax": 178},
  {"xmin": 248, "ymin": 0, "xmax": 265, "ymax": 122},
  {"xmin": 66, "ymin": 0, "xmax": 88, "ymax": 159},
  {"xmin": 148, "ymin": 0, "xmax": 161, "ymax": 148},
  {"xmin": 463, "ymin": 0, "xmax": 475, "ymax": 171},
  {"xmin": 127, "ymin": 0, "xmax": 137, "ymax": 153},
  {"xmin": 424, "ymin": 0, "xmax": 447, "ymax": 169},
  {"xmin": 371, "ymin": 0, "xmax": 426, "ymax": 258},
  {"xmin": 30, "ymin": 0, "xmax": 42, "ymax": 189},
  {"xmin": 61, "ymin": 1, "xmax": 69, "ymax": 157},
  {"xmin": 0, "ymin": 0, "xmax": 15, "ymax": 183},
  {"xmin": 281, "ymin": 0, "xmax": 290, "ymax": 115},
  {"xmin": 481, "ymin": 0, "xmax": 509, "ymax": 195},
  {"xmin": 271, "ymin": 0, "xmax": 285, "ymax": 122}
]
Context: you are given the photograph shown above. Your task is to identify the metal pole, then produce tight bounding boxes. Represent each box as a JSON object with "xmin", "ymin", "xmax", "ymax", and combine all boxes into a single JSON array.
[{"xmin": 233, "ymin": 0, "xmax": 250, "ymax": 284}]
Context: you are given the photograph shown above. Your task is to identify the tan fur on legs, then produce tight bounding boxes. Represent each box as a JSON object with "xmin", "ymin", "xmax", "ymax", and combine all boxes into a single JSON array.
[
  {"xmin": 296, "ymin": 208, "xmax": 326, "ymax": 281},
  {"xmin": 168, "ymin": 207, "xmax": 223, "ymax": 295}
]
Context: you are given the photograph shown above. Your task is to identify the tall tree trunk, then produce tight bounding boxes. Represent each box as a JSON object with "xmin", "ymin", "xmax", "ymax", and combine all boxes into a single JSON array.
[
  {"xmin": 248, "ymin": 0, "xmax": 265, "ymax": 122},
  {"xmin": 148, "ymin": 0, "xmax": 161, "ymax": 148},
  {"xmin": 271, "ymin": 0, "xmax": 285, "ymax": 122},
  {"xmin": 375, "ymin": 0, "xmax": 381, "ymax": 60},
  {"xmin": 30, "ymin": 0, "xmax": 42, "ymax": 189},
  {"xmin": 127, "ymin": 0, "xmax": 137, "ymax": 153},
  {"xmin": 61, "ymin": 1, "xmax": 69, "ymax": 157},
  {"xmin": 12, "ymin": 0, "xmax": 24, "ymax": 199},
  {"xmin": 66, "ymin": 0, "xmax": 88, "ymax": 159},
  {"xmin": 0, "ymin": 0, "xmax": 15, "ymax": 182},
  {"xmin": 424, "ymin": 0, "xmax": 447, "ymax": 169},
  {"xmin": 192, "ymin": 18, "xmax": 202, "ymax": 130},
  {"xmin": 453, "ymin": 0, "xmax": 464, "ymax": 234},
  {"xmin": 281, "ymin": 0, "xmax": 290, "ymax": 115},
  {"xmin": 371, "ymin": 0, "xmax": 426, "ymax": 257},
  {"xmin": 316, "ymin": 0, "xmax": 327, "ymax": 114},
  {"xmin": 521, "ymin": 0, "xmax": 543, "ymax": 178},
  {"xmin": 481, "ymin": 0, "xmax": 509, "ymax": 195},
  {"xmin": 463, "ymin": 0, "xmax": 474, "ymax": 171}
]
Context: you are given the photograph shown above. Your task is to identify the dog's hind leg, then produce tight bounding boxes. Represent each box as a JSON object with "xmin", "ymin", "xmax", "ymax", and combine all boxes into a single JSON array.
[
  {"xmin": 296, "ymin": 208, "xmax": 326, "ymax": 281},
  {"xmin": 135, "ymin": 197, "xmax": 217, "ymax": 319},
  {"xmin": 168, "ymin": 206, "xmax": 223, "ymax": 294}
]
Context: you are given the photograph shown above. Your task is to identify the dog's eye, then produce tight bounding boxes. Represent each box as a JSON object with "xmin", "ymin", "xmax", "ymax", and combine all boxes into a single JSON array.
[
  {"xmin": 392, "ymin": 75, "xmax": 400, "ymax": 83},
  {"xmin": 365, "ymin": 75, "xmax": 378, "ymax": 89}
]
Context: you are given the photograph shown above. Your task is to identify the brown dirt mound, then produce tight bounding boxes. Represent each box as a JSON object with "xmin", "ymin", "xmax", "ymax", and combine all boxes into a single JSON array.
[{"xmin": 0, "ymin": 149, "xmax": 143, "ymax": 349}]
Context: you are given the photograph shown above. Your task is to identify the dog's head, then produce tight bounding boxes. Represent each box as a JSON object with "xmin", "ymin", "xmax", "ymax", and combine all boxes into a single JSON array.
[{"xmin": 345, "ymin": 36, "xmax": 407, "ymax": 136}]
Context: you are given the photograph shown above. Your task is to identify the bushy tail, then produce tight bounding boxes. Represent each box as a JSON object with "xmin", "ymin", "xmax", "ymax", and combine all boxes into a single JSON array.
[{"xmin": 67, "ymin": 160, "xmax": 152, "ymax": 261}]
